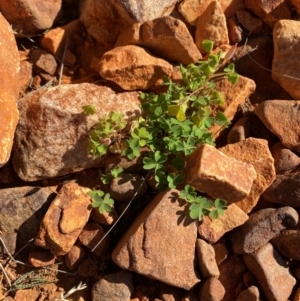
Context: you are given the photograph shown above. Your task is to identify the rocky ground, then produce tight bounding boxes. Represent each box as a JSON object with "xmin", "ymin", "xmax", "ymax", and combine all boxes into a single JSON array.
[{"xmin": 0, "ymin": 0, "xmax": 300, "ymax": 301}]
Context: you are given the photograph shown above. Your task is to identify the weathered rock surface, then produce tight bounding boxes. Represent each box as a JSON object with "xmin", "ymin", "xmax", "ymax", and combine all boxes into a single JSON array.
[
  {"xmin": 30, "ymin": 49, "xmax": 58, "ymax": 76},
  {"xmin": 236, "ymin": 10, "xmax": 263, "ymax": 34},
  {"xmin": 34, "ymin": 182, "xmax": 92, "ymax": 256},
  {"xmin": 185, "ymin": 144, "xmax": 257, "ymax": 202},
  {"xmin": 90, "ymin": 206, "xmax": 119, "ymax": 226},
  {"xmin": 272, "ymin": 20, "xmax": 300, "ymax": 99},
  {"xmin": 244, "ymin": 0, "xmax": 291, "ymax": 28},
  {"xmin": 199, "ymin": 278, "xmax": 225, "ymax": 301},
  {"xmin": 290, "ymin": 0, "xmax": 300, "ymax": 14},
  {"xmin": 0, "ymin": 0, "xmax": 62, "ymax": 35},
  {"xmin": 196, "ymin": 239, "xmax": 219, "ymax": 279},
  {"xmin": 254, "ymin": 100, "xmax": 300, "ymax": 152},
  {"xmin": 0, "ymin": 13, "xmax": 20, "ymax": 167},
  {"xmin": 219, "ymin": 138, "xmax": 276, "ymax": 213},
  {"xmin": 80, "ymin": 0, "xmax": 178, "ymax": 46},
  {"xmin": 112, "ymin": 189, "xmax": 200, "ymax": 290},
  {"xmin": 195, "ymin": 1, "xmax": 229, "ymax": 52},
  {"xmin": 0, "ymin": 186, "xmax": 55, "ymax": 251},
  {"xmin": 230, "ymin": 207, "xmax": 298, "ymax": 254},
  {"xmin": 99, "ymin": 45, "xmax": 173, "ymax": 90},
  {"xmin": 236, "ymin": 286, "xmax": 261, "ymax": 301},
  {"xmin": 92, "ymin": 271, "xmax": 134, "ymax": 301},
  {"xmin": 198, "ymin": 204, "xmax": 248, "ymax": 244},
  {"xmin": 178, "ymin": 0, "xmax": 244, "ymax": 26},
  {"xmin": 65, "ymin": 244, "xmax": 86, "ymax": 271},
  {"xmin": 227, "ymin": 16, "xmax": 243, "ymax": 44},
  {"xmin": 244, "ymin": 243, "xmax": 296, "ymax": 301},
  {"xmin": 271, "ymin": 230, "xmax": 300, "ymax": 260},
  {"xmin": 115, "ymin": 16, "xmax": 201, "ymax": 65},
  {"xmin": 109, "ymin": 173, "xmax": 148, "ymax": 202},
  {"xmin": 28, "ymin": 251, "xmax": 55, "ymax": 267},
  {"xmin": 262, "ymin": 167, "xmax": 300, "ymax": 207},
  {"xmin": 12, "ymin": 83, "xmax": 141, "ymax": 181},
  {"xmin": 271, "ymin": 142, "xmax": 300, "ymax": 173}
]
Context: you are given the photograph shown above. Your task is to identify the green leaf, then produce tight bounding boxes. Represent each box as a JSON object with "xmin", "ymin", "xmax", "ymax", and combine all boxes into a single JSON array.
[
  {"xmin": 189, "ymin": 203, "xmax": 203, "ymax": 221},
  {"xmin": 226, "ymin": 73, "xmax": 239, "ymax": 85},
  {"xmin": 201, "ymin": 39, "xmax": 214, "ymax": 53},
  {"xmin": 168, "ymin": 105, "xmax": 186, "ymax": 121},
  {"xmin": 82, "ymin": 105, "xmax": 97, "ymax": 115}
]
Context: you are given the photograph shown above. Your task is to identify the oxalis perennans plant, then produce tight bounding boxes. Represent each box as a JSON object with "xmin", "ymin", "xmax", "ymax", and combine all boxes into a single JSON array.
[{"xmin": 83, "ymin": 40, "xmax": 239, "ymax": 221}]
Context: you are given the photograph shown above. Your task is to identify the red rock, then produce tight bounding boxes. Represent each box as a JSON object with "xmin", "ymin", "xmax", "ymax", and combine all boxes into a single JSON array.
[
  {"xmin": 212, "ymin": 240, "xmax": 228, "ymax": 265},
  {"xmin": 115, "ymin": 16, "xmax": 201, "ymax": 65},
  {"xmin": 0, "ymin": 14, "xmax": 20, "ymax": 167},
  {"xmin": 34, "ymin": 182, "xmax": 92, "ymax": 256},
  {"xmin": 227, "ymin": 16, "xmax": 243, "ymax": 44},
  {"xmin": 199, "ymin": 278, "xmax": 225, "ymax": 301},
  {"xmin": 28, "ymin": 251, "xmax": 55, "ymax": 267},
  {"xmin": 219, "ymin": 138, "xmax": 276, "ymax": 213},
  {"xmin": 0, "ymin": 0, "xmax": 62, "ymax": 35},
  {"xmin": 65, "ymin": 244, "xmax": 86, "ymax": 271},
  {"xmin": 14, "ymin": 289, "xmax": 40, "ymax": 301},
  {"xmin": 78, "ymin": 223, "xmax": 110, "ymax": 257},
  {"xmin": 90, "ymin": 206, "xmax": 119, "ymax": 226},
  {"xmin": 254, "ymin": 100, "xmax": 300, "ymax": 152},
  {"xmin": 80, "ymin": 0, "xmax": 178, "ymax": 46},
  {"xmin": 109, "ymin": 173, "xmax": 148, "ymax": 202},
  {"xmin": 230, "ymin": 207, "xmax": 298, "ymax": 254},
  {"xmin": 19, "ymin": 60, "xmax": 33, "ymax": 97},
  {"xmin": 244, "ymin": 0, "xmax": 291, "ymax": 28},
  {"xmin": 196, "ymin": 239, "xmax": 219, "ymax": 279},
  {"xmin": 227, "ymin": 116, "xmax": 251, "ymax": 144},
  {"xmin": 236, "ymin": 10, "xmax": 263, "ymax": 34},
  {"xmin": 30, "ymin": 49, "xmax": 57, "ymax": 75},
  {"xmin": 244, "ymin": 243, "xmax": 296, "ymax": 301},
  {"xmin": 99, "ymin": 45, "xmax": 173, "ymax": 90},
  {"xmin": 78, "ymin": 258, "xmax": 98, "ymax": 277},
  {"xmin": 236, "ymin": 286, "xmax": 260, "ymax": 301},
  {"xmin": 198, "ymin": 204, "xmax": 248, "ymax": 244},
  {"xmin": 195, "ymin": 1, "xmax": 229, "ymax": 53},
  {"xmin": 12, "ymin": 83, "xmax": 141, "ymax": 181},
  {"xmin": 112, "ymin": 189, "xmax": 200, "ymax": 290},
  {"xmin": 290, "ymin": 0, "xmax": 300, "ymax": 14},
  {"xmin": 185, "ymin": 144, "xmax": 257, "ymax": 202},
  {"xmin": 272, "ymin": 21, "xmax": 300, "ymax": 100}
]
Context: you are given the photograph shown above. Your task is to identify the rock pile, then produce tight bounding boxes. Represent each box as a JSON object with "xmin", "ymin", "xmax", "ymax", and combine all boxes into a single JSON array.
[{"xmin": 0, "ymin": 0, "xmax": 300, "ymax": 301}]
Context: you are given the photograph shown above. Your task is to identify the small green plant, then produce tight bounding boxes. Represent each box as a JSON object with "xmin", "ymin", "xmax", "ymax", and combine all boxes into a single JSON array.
[
  {"xmin": 83, "ymin": 40, "xmax": 239, "ymax": 221},
  {"xmin": 100, "ymin": 167, "xmax": 124, "ymax": 185},
  {"xmin": 88, "ymin": 190, "xmax": 114, "ymax": 214}
]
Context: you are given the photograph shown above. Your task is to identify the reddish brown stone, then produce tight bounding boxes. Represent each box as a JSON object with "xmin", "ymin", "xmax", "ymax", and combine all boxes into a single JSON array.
[
  {"xmin": 199, "ymin": 278, "xmax": 225, "ymax": 301},
  {"xmin": 28, "ymin": 251, "xmax": 55, "ymax": 267},
  {"xmin": 99, "ymin": 45, "xmax": 173, "ymax": 90},
  {"xmin": 112, "ymin": 189, "xmax": 200, "ymax": 290},
  {"xmin": 244, "ymin": 243, "xmax": 296, "ymax": 301},
  {"xmin": 30, "ymin": 49, "xmax": 57, "ymax": 75},
  {"xmin": 236, "ymin": 10, "xmax": 263, "ymax": 34},
  {"xmin": 65, "ymin": 244, "xmax": 86, "ymax": 271},
  {"xmin": 19, "ymin": 60, "xmax": 33, "ymax": 96},
  {"xmin": 227, "ymin": 16, "xmax": 243, "ymax": 44},
  {"xmin": 34, "ymin": 182, "xmax": 92, "ymax": 256},
  {"xmin": 236, "ymin": 286, "xmax": 260, "ymax": 301},
  {"xmin": 185, "ymin": 144, "xmax": 257, "ymax": 202},
  {"xmin": 115, "ymin": 16, "xmax": 201, "ymax": 65}
]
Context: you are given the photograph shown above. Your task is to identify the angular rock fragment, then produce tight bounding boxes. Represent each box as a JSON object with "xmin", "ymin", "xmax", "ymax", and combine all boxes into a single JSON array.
[
  {"xmin": 254, "ymin": 100, "xmax": 300, "ymax": 152},
  {"xmin": 12, "ymin": 83, "xmax": 141, "ymax": 181},
  {"xmin": 0, "ymin": 0, "xmax": 62, "ymax": 35},
  {"xmin": 99, "ymin": 45, "xmax": 173, "ymax": 90},
  {"xmin": 65, "ymin": 245, "xmax": 86, "ymax": 272},
  {"xmin": 198, "ymin": 204, "xmax": 248, "ymax": 244},
  {"xmin": 236, "ymin": 10, "xmax": 263, "ymax": 34},
  {"xmin": 0, "ymin": 14, "xmax": 20, "ymax": 167},
  {"xmin": 195, "ymin": 1, "xmax": 229, "ymax": 52},
  {"xmin": 230, "ymin": 207, "xmax": 298, "ymax": 254},
  {"xmin": 262, "ymin": 167, "xmax": 300, "ymax": 207},
  {"xmin": 219, "ymin": 138, "xmax": 276, "ymax": 213},
  {"xmin": 199, "ymin": 278, "xmax": 225, "ymax": 301},
  {"xmin": 115, "ymin": 16, "xmax": 201, "ymax": 65},
  {"xmin": 92, "ymin": 271, "xmax": 134, "ymax": 301},
  {"xmin": 112, "ymin": 189, "xmax": 200, "ymax": 290},
  {"xmin": 244, "ymin": 243, "xmax": 296, "ymax": 301},
  {"xmin": 28, "ymin": 251, "xmax": 55, "ymax": 267},
  {"xmin": 272, "ymin": 20, "xmax": 300, "ymax": 99},
  {"xmin": 236, "ymin": 286, "xmax": 261, "ymax": 301},
  {"xmin": 185, "ymin": 144, "xmax": 257, "ymax": 202},
  {"xmin": 196, "ymin": 239, "xmax": 219, "ymax": 279},
  {"xmin": 35, "ymin": 182, "xmax": 92, "ymax": 256}
]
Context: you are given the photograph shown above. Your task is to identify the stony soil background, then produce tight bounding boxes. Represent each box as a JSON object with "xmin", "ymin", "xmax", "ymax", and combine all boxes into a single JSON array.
[{"xmin": 1, "ymin": 0, "xmax": 300, "ymax": 301}]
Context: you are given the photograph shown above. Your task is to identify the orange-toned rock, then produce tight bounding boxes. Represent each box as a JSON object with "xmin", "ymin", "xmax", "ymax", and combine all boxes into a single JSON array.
[
  {"xmin": 254, "ymin": 100, "xmax": 300, "ymax": 152},
  {"xmin": 99, "ymin": 45, "xmax": 173, "ymax": 90},
  {"xmin": 219, "ymin": 138, "xmax": 276, "ymax": 213},
  {"xmin": 178, "ymin": 0, "xmax": 244, "ymax": 26},
  {"xmin": 195, "ymin": 1, "xmax": 229, "ymax": 53},
  {"xmin": 236, "ymin": 10, "xmax": 263, "ymax": 34},
  {"xmin": 199, "ymin": 278, "xmax": 225, "ymax": 301},
  {"xmin": 28, "ymin": 251, "xmax": 55, "ymax": 267},
  {"xmin": 185, "ymin": 144, "xmax": 257, "ymax": 202},
  {"xmin": 0, "ymin": 13, "xmax": 20, "ymax": 167},
  {"xmin": 80, "ymin": 0, "xmax": 178, "ymax": 46},
  {"xmin": 236, "ymin": 286, "xmax": 261, "ymax": 301},
  {"xmin": 65, "ymin": 244, "xmax": 86, "ymax": 271},
  {"xmin": 244, "ymin": 0, "xmax": 291, "ymax": 28},
  {"xmin": 197, "ymin": 204, "xmax": 249, "ymax": 244},
  {"xmin": 290, "ymin": 0, "xmax": 300, "ymax": 14},
  {"xmin": 244, "ymin": 243, "xmax": 296, "ymax": 301},
  {"xmin": 0, "ymin": 0, "xmax": 62, "ymax": 35},
  {"xmin": 19, "ymin": 60, "xmax": 32, "ymax": 97},
  {"xmin": 115, "ymin": 16, "xmax": 201, "ymax": 65},
  {"xmin": 272, "ymin": 20, "xmax": 300, "ymax": 100},
  {"xmin": 34, "ymin": 182, "xmax": 92, "ymax": 256},
  {"xmin": 112, "ymin": 189, "xmax": 200, "ymax": 290},
  {"xmin": 12, "ymin": 83, "xmax": 141, "ymax": 181}
]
